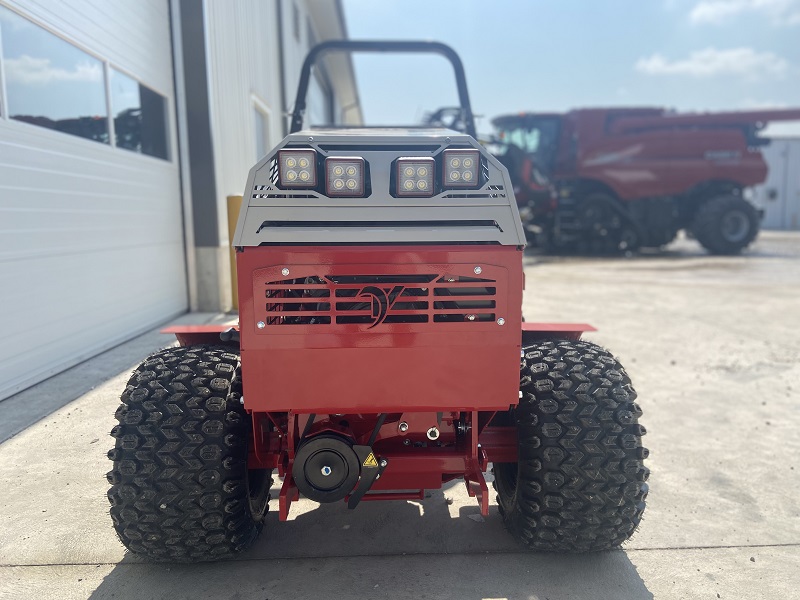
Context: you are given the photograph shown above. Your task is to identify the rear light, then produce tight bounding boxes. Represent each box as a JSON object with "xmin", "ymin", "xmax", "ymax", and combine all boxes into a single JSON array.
[
  {"xmin": 325, "ymin": 157, "xmax": 365, "ymax": 197},
  {"xmin": 443, "ymin": 149, "xmax": 480, "ymax": 188},
  {"xmin": 396, "ymin": 157, "xmax": 435, "ymax": 197},
  {"xmin": 278, "ymin": 149, "xmax": 317, "ymax": 187}
]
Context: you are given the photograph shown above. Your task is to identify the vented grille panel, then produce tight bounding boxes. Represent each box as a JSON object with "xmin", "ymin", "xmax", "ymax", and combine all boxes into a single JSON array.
[{"xmin": 255, "ymin": 266, "xmax": 503, "ymax": 330}]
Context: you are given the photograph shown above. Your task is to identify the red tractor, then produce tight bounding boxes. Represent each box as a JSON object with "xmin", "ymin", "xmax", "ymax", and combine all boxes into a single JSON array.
[
  {"xmin": 107, "ymin": 41, "xmax": 648, "ymax": 562},
  {"xmin": 492, "ymin": 107, "xmax": 800, "ymax": 254}
]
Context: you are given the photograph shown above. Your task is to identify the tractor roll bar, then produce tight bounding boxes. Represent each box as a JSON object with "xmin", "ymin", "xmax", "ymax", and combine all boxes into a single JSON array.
[{"xmin": 290, "ymin": 40, "xmax": 478, "ymax": 139}]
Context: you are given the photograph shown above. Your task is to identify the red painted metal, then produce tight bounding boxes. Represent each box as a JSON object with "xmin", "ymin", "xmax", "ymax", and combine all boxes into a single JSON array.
[
  {"xmin": 232, "ymin": 245, "xmax": 530, "ymax": 520},
  {"xmin": 608, "ymin": 108, "xmax": 800, "ymax": 135},
  {"xmin": 479, "ymin": 426, "xmax": 518, "ymax": 464},
  {"xmin": 279, "ymin": 475, "xmax": 299, "ymax": 521},
  {"xmin": 237, "ymin": 245, "xmax": 523, "ymax": 413}
]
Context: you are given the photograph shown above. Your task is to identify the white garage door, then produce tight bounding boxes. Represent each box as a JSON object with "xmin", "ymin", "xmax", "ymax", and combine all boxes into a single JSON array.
[{"xmin": 0, "ymin": 0, "xmax": 187, "ymax": 401}]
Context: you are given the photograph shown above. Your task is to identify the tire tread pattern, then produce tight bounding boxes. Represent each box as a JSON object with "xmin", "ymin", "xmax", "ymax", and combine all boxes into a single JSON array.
[
  {"xmin": 495, "ymin": 339, "xmax": 649, "ymax": 552},
  {"xmin": 107, "ymin": 345, "xmax": 265, "ymax": 562}
]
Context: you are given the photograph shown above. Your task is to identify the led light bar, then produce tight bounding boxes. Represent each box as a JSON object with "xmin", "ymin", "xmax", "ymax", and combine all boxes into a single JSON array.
[
  {"xmin": 278, "ymin": 149, "xmax": 317, "ymax": 187},
  {"xmin": 396, "ymin": 157, "xmax": 435, "ymax": 197},
  {"xmin": 443, "ymin": 149, "xmax": 480, "ymax": 189},
  {"xmin": 325, "ymin": 156, "xmax": 366, "ymax": 197}
]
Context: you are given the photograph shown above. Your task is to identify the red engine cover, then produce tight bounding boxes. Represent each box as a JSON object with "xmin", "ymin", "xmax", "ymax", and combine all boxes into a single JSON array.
[{"xmin": 237, "ymin": 245, "xmax": 523, "ymax": 413}]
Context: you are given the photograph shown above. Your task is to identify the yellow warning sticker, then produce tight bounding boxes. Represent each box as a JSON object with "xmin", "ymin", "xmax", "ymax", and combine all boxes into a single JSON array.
[{"xmin": 363, "ymin": 452, "xmax": 378, "ymax": 468}]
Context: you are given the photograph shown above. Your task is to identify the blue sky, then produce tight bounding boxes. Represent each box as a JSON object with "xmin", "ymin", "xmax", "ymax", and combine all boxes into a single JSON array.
[{"xmin": 341, "ymin": 0, "xmax": 800, "ymax": 135}]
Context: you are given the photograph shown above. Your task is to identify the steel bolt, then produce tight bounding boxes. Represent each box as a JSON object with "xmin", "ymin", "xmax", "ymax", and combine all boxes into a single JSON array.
[
  {"xmin": 427, "ymin": 427, "xmax": 440, "ymax": 441},
  {"xmin": 281, "ymin": 268, "xmax": 290, "ymax": 277},
  {"xmin": 466, "ymin": 314, "xmax": 476, "ymax": 321},
  {"xmin": 403, "ymin": 439, "xmax": 411, "ymax": 446},
  {"xmin": 321, "ymin": 466, "xmax": 332, "ymax": 477},
  {"xmin": 398, "ymin": 421, "xmax": 409, "ymax": 432},
  {"xmin": 473, "ymin": 266, "xmax": 482, "ymax": 275},
  {"xmin": 379, "ymin": 459, "xmax": 388, "ymax": 468},
  {"xmin": 497, "ymin": 318, "xmax": 505, "ymax": 326},
  {"xmin": 308, "ymin": 136, "xmax": 314, "ymax": 142},
  {"xmin": 256, "ymin": 321, "xmax": 266, "ymax": 329}
]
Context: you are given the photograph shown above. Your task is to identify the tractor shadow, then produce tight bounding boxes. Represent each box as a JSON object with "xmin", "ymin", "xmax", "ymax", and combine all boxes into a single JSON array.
[{"xmin": 87, "ymin": 483, "xmax": 653, "ymax": 600}]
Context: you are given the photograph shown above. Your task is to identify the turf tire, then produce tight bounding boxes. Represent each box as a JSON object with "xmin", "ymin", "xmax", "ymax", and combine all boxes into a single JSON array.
[
  {"xmin": 107, "ymin": 345, "xmax": 271, "ymax": 562},
  {"xmin": 493, "ymin": 339, "xmax": 649, "ymax": 552}
]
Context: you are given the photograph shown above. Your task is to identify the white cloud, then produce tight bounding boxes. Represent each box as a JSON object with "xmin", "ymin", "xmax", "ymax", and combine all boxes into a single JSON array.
[
  {"xmin": 635, "ymin": 47, "xmax": 789, "ymax": 78},
  {"xmin": 4, "ymin": 54, "xmax": 102, "ymax": 86},
  {"xmin": 689, "ymin": 0, "xmax": 800, "ymax": 25}
]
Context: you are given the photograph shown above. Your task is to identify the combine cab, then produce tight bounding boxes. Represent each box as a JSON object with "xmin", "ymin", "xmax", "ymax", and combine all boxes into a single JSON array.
[
  {"xmin": 107, "ymin": 41, "xmax": 649, "ymax": 562},
  {"xmin": 493, "ymin": 107, "xmax": 800, "ymax": 254}
]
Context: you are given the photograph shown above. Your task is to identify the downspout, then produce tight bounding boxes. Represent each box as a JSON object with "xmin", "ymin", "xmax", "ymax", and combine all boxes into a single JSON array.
[
  {"xmin": 276, "ymin": 0, "xmax": 288, "ymax": 137},
  {"xmin": 168, "ymin": 0, "xmax": 199, "ymax": 311}
]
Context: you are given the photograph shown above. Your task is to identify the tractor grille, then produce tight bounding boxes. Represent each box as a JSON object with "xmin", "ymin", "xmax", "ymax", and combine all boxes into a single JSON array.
[{"xmin": 257, "ymin": 271, "xmax": 499, "ymax": 328}]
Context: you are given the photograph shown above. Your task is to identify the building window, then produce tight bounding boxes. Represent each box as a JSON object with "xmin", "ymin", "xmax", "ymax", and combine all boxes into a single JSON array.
[
  {"xmin": 110, "ymin": 69, "xmax": 169, "ymax": 160},
  {"xmin": 0, "ymin": 5, "xmax": 108, "ymax": 144},
  {"xmin": 254, "ymin": 105, "xmax": 270, "ymax": 160}
]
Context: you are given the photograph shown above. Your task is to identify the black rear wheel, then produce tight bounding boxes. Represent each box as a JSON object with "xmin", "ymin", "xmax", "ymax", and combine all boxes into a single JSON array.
[
  {"xmin": 691, "ymin": 195, "xmax": 760, "ymax": 254},
  {"xmin": 107, "ymin": 345, "xmax": 271, "ymax": 562},
  {"xmin": 494, "ymin": 339, "xmax": 648, "ymax": 552},
  {"xmin": 575, "ymin": 194, "xmax": 640, "ymax": 254}
]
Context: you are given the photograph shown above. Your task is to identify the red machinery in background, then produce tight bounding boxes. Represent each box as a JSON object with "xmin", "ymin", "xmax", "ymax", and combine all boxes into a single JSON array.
[{"xmin": 493, "ymin": 107, "xmax": 800, "ymax": 254}]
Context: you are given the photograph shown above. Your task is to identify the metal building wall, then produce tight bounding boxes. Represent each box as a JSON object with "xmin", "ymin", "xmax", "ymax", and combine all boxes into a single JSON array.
[
  {"xmin": 0, "ymin": 0, "xmax": 187, "ymax": 401},
  {"xmin": 205, "ymin": 0, "xmax": 285, "ymax": 234},
  {"xmin": 190, "ymin": 0, "xmax": 357, "ymax": 313},
  {"xmin": 754, "ymin": 139, "xmax": 800, "ymax": 231}
]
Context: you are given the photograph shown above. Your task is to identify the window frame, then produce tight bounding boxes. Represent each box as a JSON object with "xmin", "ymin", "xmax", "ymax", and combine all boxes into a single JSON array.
[{"xmin": 0, "ymin": 3, "xmax": 174, "ymax": 163}]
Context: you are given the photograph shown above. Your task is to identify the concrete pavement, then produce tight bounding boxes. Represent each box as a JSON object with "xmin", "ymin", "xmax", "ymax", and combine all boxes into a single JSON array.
[{"xmin": 1, "ymin": 231, "xmax": 799, "ymax": 600}]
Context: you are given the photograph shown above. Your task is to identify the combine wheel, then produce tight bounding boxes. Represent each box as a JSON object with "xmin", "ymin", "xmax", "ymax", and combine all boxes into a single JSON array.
[
  {"xmin": 691, "ymin": 195, "xmax": 759, "ymax": 255},
  {"xmin": 107, "ymin": 346, "xmax": 271, "ymax": 562},
  {"xmin": 494, "ymin": 339, "xmax": 648, "ymax": 552},
  {"xmin": 575, "ymin": 194, "xmax": 640, "ymax": 254}
]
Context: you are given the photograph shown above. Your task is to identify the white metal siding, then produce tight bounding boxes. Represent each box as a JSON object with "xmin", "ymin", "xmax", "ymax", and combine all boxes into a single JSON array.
[
  {"xmin": 0, "ymin": 0, "xmax": 187, "ymax": 401},
  {"xmin": 204, "ymin": 0, "xmax": 285, "ymax": 245},
  {"xmin": 754, "ymin": 139, "xmax": 800, "ymax": 231}
]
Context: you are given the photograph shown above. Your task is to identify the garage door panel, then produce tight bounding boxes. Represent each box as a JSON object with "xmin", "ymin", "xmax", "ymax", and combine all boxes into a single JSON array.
[
  {"xmin": 0, "ymin": 241, "xmax": 187, "ymax": 399},
  {"xmin": 0, "ymin": 2, "xmax": 187, "ymax": 401}
]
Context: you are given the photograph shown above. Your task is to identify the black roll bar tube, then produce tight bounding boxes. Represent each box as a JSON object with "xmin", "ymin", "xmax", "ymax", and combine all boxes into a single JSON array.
[{"xmin": 289, "ymin": 40, "xmax": 478, "ymax": 139}]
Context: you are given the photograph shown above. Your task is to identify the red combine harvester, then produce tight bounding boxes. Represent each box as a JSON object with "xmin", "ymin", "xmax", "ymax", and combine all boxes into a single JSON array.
[
  {"xmin": 492, "ymin": 107, "xmax": 800, "ymax": 254},
  {"xmin": 107, "ymin": 41, "xmax": 649, "ymax": 562}
]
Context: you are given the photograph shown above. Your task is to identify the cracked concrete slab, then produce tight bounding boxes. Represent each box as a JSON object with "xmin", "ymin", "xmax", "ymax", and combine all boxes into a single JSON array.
[{"xmin": 1, "ymin": 232, "xmax": 798, "ymax": 599}]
